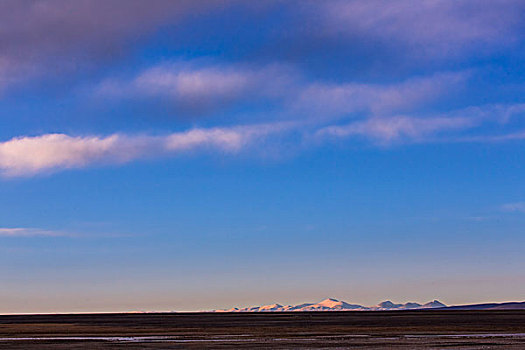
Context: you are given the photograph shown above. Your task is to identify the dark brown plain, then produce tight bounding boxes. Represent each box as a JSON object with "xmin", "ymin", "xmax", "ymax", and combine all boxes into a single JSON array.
[{"xmin": 0, "ymin": 310, "xmax": 524, "ymax": 349}]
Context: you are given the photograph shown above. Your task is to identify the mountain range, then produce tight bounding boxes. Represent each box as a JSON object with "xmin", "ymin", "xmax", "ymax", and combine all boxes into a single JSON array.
[
  {"xmin": 213, "ymin": 298, "xmax": 525, "ymax": 312},
  {"xmin": 213, "ymin": 298, "xmax": 447, "ymax": 312}
]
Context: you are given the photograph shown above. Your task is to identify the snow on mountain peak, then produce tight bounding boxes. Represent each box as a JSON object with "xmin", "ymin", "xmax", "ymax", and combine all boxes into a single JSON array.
[
  {"xmin": 318, "ymin": 298, "xmax": 343, "ymax": 307},
  {"xmin": 421, "ymin": 300, "xmax": 446, "ymax": 308},
  {"xmin": 402, "ymin": 302, "xmax": 422, "ymax": 309},
  {"xmin": 376, "ymin": 301, "xmax": 401, "ymax": 309},
  {"xmin": 212, "ymin": 298, "xmax": 446, "ymax": 312},
  {"xmin": 258, "ymin": 303, "xmax": 283, "ymax": 311}
]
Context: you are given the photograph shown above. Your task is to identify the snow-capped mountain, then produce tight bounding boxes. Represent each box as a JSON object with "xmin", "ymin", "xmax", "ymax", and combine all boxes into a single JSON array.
[
  {"xmin": 419, "ymin": 300, "xmax": 447, "ymax": 309},
  {"xmin": 370, "ymin": 300, "xmax": 424, "ymax": 310},
  {"xmin": 213, "ymin": 298, "xmax": 447, "ymax": 312},
  {"xmin": 294, "ymin": 298, "xmax": 364, "ymax": 311}
]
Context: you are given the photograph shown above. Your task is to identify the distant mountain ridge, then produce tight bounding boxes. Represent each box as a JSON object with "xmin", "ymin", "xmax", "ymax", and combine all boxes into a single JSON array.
[
  {"xmin": 213, "ymin": 299, "xmax": 525, "ymax": 312},
  {"xmin": 441, "ymin": 301, "xmax": 525, "ymax": 310},
  {"xmin": 213, "ymin": 298, "xmax": 447, "ymax": 312}
]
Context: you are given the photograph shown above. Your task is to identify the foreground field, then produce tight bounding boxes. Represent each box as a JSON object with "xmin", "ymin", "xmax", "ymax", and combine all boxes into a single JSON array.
[{"xmin": 0, "ymin": 310, "xmax": 524, "ymax": 348}]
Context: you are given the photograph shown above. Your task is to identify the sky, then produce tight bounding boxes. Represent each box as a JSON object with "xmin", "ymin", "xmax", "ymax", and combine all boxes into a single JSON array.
[{"xmin": 0, "ymin": 0, "xmax": 524, "ymax": 313}]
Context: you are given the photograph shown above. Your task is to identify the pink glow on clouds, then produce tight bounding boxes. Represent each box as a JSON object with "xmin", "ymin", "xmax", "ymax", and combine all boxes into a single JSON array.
[
  {"xmin": 0, "ymin": 123, "xmax": 291, "ymax": 177},
  {"xmin": 1, "ymin": 102, "xmax": 524, "ymax": 177},
  {"xmin": 317, "ymin": 115, "xmax": 476, "ymax": 144}
]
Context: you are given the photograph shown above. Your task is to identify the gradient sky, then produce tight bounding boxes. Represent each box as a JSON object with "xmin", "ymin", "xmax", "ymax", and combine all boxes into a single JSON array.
[{"xmin": 0, "ymin": 0, "xmax": 524, "ymax": 313}]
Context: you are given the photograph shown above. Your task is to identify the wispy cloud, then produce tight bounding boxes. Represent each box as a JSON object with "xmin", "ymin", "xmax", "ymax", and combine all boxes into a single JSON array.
[
  {"xmin": 0, "ymin": 123, "xmax": 293, "ymax": 177},
  {"xmin": 0, "ymin": 227, "xmax": 69, "ymax": 237},
  {"xmin": 316, "ymin": 103, "xmax": 525, "ymax": 144},
  {"xmin": 314, "ymin": 0, "xmax": 525, "ymax": 56},
  {"xmin": 97, "ymin": 63, "xmax": 295, "ymax": 114},
  {"xmin": 454, "ymin": 130, "xmax": 525, "ymax": 143},
  {"xmin": 1, "ymin": 1, "xmax": 524, "ymax": 97},
  {"xmin": 2, "ymin": 102, "xmax": 525, "ymax": 177},
  {"xmin": 98, "ymin": 61, "xmax": 466, "ymax": 121},
  {"xmin": 317, "ymin": 115, "xmax": 475, "ymax": 144},
  {"xmin": 501, "ymin": 202, "xmax": 525, "ymax": 213},
  {"xmin": 293, "ymin": 71, "xmax": 468, "ymax": 119}
]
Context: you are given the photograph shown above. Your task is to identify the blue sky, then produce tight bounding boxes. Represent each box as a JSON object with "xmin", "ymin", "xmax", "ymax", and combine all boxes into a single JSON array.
[{"xmin": 0, "ymin": 0, "xmax": 524, "ymax": 313}]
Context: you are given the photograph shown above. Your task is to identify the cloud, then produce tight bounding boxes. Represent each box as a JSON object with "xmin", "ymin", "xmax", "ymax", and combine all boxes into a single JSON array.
[
  {"xmin": 316, "ymin": 103, "xmax": 525, "ymax": 144},
  {"xmin": 313, "ymin": 0, "xmax": 525, "ymax": 56},
  {"xmin": 165, "ymin": 123, "xmax": 290, "ymax": 152},
  {"xmin": 317, "ymin": 116, "xmax": 475, "ymax": 144},
  {"xmin": 0, "ymin": 123, "xmax": 292, "ymax": 177},
  {"xmin": 98, "ymin": 61, "xmax": 466, "ymax": 121},
  {"xmin": 97, "ymin": 63, "xmax": 295, "ymax": 114},
  {"xmin": 2, "ymin": 102, "xmax": 525, "ymax": 177},
  {"xmin": 293, "ymin": 72, "xmax": 467, "ymax": 119},
  {"xmin": 1, "ymin": 0, "xmax": 523, "ymax": 96},
  {"xmin": 0, "ymin": 227, "xmax": 68, "ymax": 237},
  {"xmin": 454, "ymin": 104, "xmax": 525, "ymax": 123},
  {"xmin": 0, "ymin": 0, "xmax": 227, "ymax": 94},
  {"xmin": 451, "ymin": 129, "xmax": 525, "ymax": 144},
  {"xmin": 0, "ymin": 134, "xmax": 150, "ymax": 176},
  {"xmin": 501, "ymin": 202, "xmax": 525, "ymax": 213}
]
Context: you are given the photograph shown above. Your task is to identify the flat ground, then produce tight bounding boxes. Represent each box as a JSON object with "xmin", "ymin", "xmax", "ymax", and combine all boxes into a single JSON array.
[{"xmin": 0, "ymin": 310, "xmax": 524, "ymax": 348}]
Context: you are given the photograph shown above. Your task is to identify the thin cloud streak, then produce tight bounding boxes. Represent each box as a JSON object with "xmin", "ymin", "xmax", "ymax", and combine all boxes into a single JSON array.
[
  {"xmin": 452, "ymin": 130, "xmax": 525, "ymax": 143},
  {"xmin": 317, "ymin": 116, "xmax": 475, "ymax": 144},
  {"xmin": 316, "ymin": 103, "xmax": 525, "ymax": 144},
  {"xmin": 1, "ymin": 103, "xmax": 525, "ymax": 177},
  {"xmin": 97, "ymin": 62, "xmax": 467, "ymax": 121},
  {"xmin": 0, "ymin": 227, "xmax": 69, "ymax": 237},
  {"xmin": 314, "ymin": 0, "xmax": 525, "ymax": 56},
  {"xmin": 0, "ymin": 123, "xmax": 294, "ymax": 177},
  {"xmin": 293, "ymin": 71, "xmax": 468, "ymax": 119},
  {"xmin": 97, "ymin": 63, "xmax": 295, "ymax": 114},
  {"xmin": 501, "ymin": 202, "xmax": 525, "ymax": 213}
]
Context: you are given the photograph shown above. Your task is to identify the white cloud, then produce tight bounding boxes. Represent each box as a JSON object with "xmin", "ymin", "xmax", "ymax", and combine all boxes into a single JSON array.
[
  {"xmin": 1, "ymin": 103, "xmax": 525, "ymax": 177},
  {"xmin": 0, "ymin": 227, "xmax": 68, "ymax": 237},
  {"xmin": 0, "ymin": 133, "xmax": 153, "ymax": 176},
  {"xmin": 0, "ymin": 123, "xmax": 292, "ymax": 177},
  {"xmin": 165, "ymin": 123, "xmax": 289, "ymax": 152}
]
